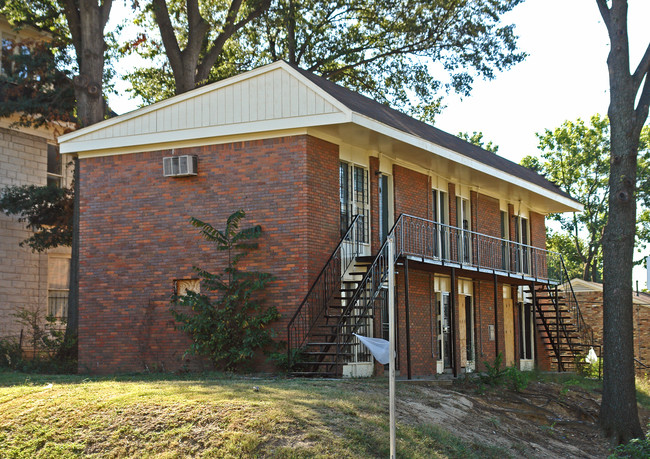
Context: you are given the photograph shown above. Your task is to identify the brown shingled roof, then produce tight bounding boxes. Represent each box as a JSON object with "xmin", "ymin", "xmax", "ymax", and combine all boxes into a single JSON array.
[{"xmin": 288, "ymin": 62, "xmax": 574, "ymax": 202}]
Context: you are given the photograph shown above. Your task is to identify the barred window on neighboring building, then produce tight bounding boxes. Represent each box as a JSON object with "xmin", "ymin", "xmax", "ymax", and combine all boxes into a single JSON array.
[
  {"xmin": 47, "ymin": 144, "xmax": 63, "ymax": 187},
  {"xmin": 47, "ymin": 256, "xmax": 70, "ymax": 319}
]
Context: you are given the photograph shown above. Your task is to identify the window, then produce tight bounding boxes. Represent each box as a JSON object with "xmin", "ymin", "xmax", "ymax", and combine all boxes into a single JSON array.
[
  {"xmin": 47, "ymin": 144, "xmax": 62, "ymax": 187},
  {"xmin": 340, "ymin": 162, "xmax": 369, "ymax": 243},
  {"xmin": 1, "ymin": 37, "xmax": 14, "ymax": 76},
  {"xmin": 500, "ymin": 211, "xmax": 509, "ymax": 270},
  {"xmin": 456, "ymin": 196, "xmax": 471, "ymax": 263},
  {"xmin": 0, "ymin": 36, "xmax": 29, "ymax": 79},
  {"xmin": 47, "ymin": 256, "xmax": 70, "ymax": 319},
  {"xmin": 514, "ymin": 216, "xmax": 530, "ymax": 274},
  {"xmin": 175, "ymin": 279, "xmax": 201, "ymax": 296},
  {"xmin": 432, "ymin": 189, "xmax": 448, "ymax": 258}
]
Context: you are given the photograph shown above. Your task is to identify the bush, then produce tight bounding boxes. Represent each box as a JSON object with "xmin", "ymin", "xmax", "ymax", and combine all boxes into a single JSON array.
[
  {"xmin": 171, "ymin": 210, "xmax": 279, "ymax": 371},
  {"xmin": 479, "ymin": 353, "xmax": 529, "ymax": 391},
  {"xmin": 0, "ymin": 311, "xmax": 77, "ymax": 373},
  {"xmin": 611, "ymin": 436, "xmax": 650, "ymax": 458}
]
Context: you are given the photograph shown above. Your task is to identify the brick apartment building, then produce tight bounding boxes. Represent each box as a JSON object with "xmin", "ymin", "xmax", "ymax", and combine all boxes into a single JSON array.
[
  {"xmin": 0, "ymin": 15, "xmax": 72, "ymax": 345},
  {"xmin": 59, "ymin": 61, "xmax": 586, "ymax": 376}
]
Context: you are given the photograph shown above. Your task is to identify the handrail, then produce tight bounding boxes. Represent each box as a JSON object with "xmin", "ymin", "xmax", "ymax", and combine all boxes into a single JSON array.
[
  {"xmin": 292, "ymin": 212, "xmax": 567, "ymax": 374},
  {"xmin": 559, "ymin": 257, "xmax": 594, "ymax": 345},
  {"xmin": 287, "ymin": 215, "xmax": 362, "ymax": 368},
  {"xmin": 334, "ymin": 216, "xmax": 404, "ymax": 370}
]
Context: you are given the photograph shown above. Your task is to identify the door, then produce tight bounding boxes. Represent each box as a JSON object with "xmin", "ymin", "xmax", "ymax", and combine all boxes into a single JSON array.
[
  {"xmin": 503, "ymin": 298, "xmax": 515, "ymax": 366},
  {"xmin": 519, "ymin": 300, "xmax": 535, "ymax": 370},
  {"xmin": 436, "ymin": 292, "xmax": 452, "ymax": 371},
  {"xmin": 458, "ymin": 295, "xmax": 475, "ymax": 371}
]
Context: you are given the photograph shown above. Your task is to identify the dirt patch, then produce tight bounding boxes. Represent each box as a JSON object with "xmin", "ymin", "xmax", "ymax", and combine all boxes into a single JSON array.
[{"xmin": 397, "ymin": 380, "xmax": 620, "ymax": 458}]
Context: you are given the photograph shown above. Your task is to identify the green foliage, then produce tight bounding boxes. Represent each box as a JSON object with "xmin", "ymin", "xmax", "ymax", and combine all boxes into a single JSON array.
[
  {"xmin": 457, "ymin": 131, "xmax": 499, "ymax": 153},
  {"xmin": 611, "ymin": 433, "xmax": 650, "ymax": 458},
  {"xmin": 1, "ymin": 307, "xmax": 77, "ymax": 373},
  {"xmin": 546, "ymin": 231, "xmax": 590, "ymax": 281},
  {"xmin": 480, "ymin": 353, "xmax": 529, "ymax": 391},
  {"xmin": 504, "ymin": 366, "xmax": 529, "ymax": 392},
  {"xmin": 0, "ymin": 183, "xmax": 73, "ymax": 252},
  {"xmin": 520, "ymin": 115, "xmax": 650, "ymax": 281},
  {"xmin": 171, "ymin": 210, "xmax": 279, "ymax": 371},
  {"xmin": 0, "ymin": 39, "xmax": 76, "ymax": 128},
  {"xmin": 481, "ymin": 352, "xmax": 505, "ymax": 385},
  {"xmin": 124, "ymin": 0, "xmax": 525, "ymax": 123}
]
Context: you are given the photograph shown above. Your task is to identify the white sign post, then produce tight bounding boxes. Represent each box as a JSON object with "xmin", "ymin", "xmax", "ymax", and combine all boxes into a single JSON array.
[{"xmin": 388, "ymin": 234, "xmax": 396, "ymax": 459}]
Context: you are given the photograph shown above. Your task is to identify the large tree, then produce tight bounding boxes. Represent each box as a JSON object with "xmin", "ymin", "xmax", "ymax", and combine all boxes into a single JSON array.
[
  {"xmin": 596, "ymin": 0, "xmax": 650, "ymax": 444},
  {"xmin": 125, "ymin": 0, "xmax": 526, "ymax": 123},
  {"xmin": 521, "ymin": 115, "xmax": 650, "ymax": 283},
  {"xmin": 150, "ymin": 0, "xmax": 270, "ymax": 95}
]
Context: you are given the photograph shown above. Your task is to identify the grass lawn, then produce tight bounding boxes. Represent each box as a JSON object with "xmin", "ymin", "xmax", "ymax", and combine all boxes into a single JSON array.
[{"xmin": 0, "ymin": 371, "xmax": 508, "ymax": 458}]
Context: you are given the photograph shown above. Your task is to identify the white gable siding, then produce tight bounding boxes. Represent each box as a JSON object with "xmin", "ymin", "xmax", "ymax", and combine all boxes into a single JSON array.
[{"xmin": 79, "ymin": 68, "xmax": 340, "ymax": 144}]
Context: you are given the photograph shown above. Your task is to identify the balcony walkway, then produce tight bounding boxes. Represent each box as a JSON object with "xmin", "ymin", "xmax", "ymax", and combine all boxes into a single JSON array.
[{"xmin": 390, "ymin": 215, "xmax": 561, "ymax": 285}]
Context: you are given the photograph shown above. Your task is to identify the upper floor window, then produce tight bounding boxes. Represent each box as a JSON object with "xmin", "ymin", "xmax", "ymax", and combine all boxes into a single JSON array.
[
  {"xmin": 457, "ymin": 197, "xmax": 471, "ymax": 263},
  {"xmin": 432, "ymin": 189, "xmax": 449, "ymax": 259},
  {"xmin": 0, "ymin": 36, "xmax": 29, "ymax": 79},
  {"xmin": 47, "ymin": 144, "xmax": 62, "ymax": 187},
  {"xmin": 340, "ymin": 161, "xmax": 369, "ymax": 243}
]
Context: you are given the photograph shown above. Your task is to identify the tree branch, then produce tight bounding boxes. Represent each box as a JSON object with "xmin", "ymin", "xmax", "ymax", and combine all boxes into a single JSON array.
[
  {"xmin": 632, "ymin": 42, "xmax": 650, "ymax": 90},
  {"xmin": 635, "ymin": 71, "xmax": 650, "ymax": 126},
  {"xmin": 196, "ymin": 0, "xmax": 270, "ymax": 83},
  {"xmin": 595, "ymin": 0, "xmax": 612, "ymax": 32},
  {"xmin": 100, "ymin": 0, "xmax": 112, "ymax": 30},
  {"xmin": 62, "ymin": 0, "xmax": 82, "ymax": 61},
  {"xmin": 151, "ymin": 0, "xmax": 183, "ymax": 77}
]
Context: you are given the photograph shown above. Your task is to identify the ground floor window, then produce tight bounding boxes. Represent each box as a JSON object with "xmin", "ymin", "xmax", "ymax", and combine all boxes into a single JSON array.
[{"xmin": 47, "ymin": 256, "xmax": 70, "ymax": 319}]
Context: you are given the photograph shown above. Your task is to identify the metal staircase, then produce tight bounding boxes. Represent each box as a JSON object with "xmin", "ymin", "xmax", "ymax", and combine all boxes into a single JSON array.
[
  {"xmin": 288, "ymin": 213, "xmax": 595, "ymax": 376},
  {"xmin": 528, "ymin": 261, "xmax": 597, "ymax": 372}
]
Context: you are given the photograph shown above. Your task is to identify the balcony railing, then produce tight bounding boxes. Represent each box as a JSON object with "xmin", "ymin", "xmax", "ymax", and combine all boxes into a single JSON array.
[{"xmin": 394, "ymin": 215, "xmax": 562, "ymax": 283}]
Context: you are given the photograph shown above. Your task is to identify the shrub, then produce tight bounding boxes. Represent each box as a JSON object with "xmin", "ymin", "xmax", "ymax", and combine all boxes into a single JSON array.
[
  {"xmin": 171, "ymin": 210, "xmax": 279, "ymax": 371},
  {"xmin": 611, "ymin": 436, "xmax": 650, "ymax": 458}
]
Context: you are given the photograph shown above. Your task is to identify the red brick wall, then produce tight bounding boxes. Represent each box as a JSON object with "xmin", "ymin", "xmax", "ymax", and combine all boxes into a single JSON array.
[
  {"xmin": 529, "ymin": 211, "xmax": 546, "ymax": 249},
  {"xmin": 78, "ymin": 135, "xmax": 339, "ymax": 373},
  {"xmin": 474, "ymin": 193, "xmax": 501, "ymax": 238},
  {"xmin": 448, "ymin": 184, "xmax": 457, "ymax": 228},
  {"xmin": 576, "ymin": 290, "xmax": 650, "ymax": 367},
  {"xmin": 393, "ymin": 165, "xmax": 428, "ymax": 218}
]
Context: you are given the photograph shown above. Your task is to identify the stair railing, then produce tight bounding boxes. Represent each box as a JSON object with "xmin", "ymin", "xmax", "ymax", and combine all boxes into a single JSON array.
[
  {"xmin": 334, "ymin": 215, "xmax": 405, "ymax": 372},
  {"xmin": 287, "ymin": 215, "xmax": 362, "ymax": 368},
  {"xmin": 559, "ymin": 257, "xmax": 594, "ymax": 345}
]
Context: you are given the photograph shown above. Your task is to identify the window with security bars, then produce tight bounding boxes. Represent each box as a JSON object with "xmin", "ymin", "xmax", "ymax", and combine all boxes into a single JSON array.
[
  {"xmin": 47, "ymin": 144, "xmax": 63, "ymax": 187},
  {"xmin": 47, "ymin": 256, "xmax": 70, "ymax": 319},
  {"xmin": 340, "ymin": 162, "xmax": 369, "ymax": 243}
]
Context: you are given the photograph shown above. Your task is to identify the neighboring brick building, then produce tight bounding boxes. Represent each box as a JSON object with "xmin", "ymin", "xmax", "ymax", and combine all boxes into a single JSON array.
[
  {"xmin": 59, "ymin": 61, "xmax": 583, "ymax": 376},
  {"xmin": 0, "ymin": 16, "xmax": 73, "ymax": 345},
  {"xmin": 568, "ymin": 278, "xmax": 650, "ymax": 369}
]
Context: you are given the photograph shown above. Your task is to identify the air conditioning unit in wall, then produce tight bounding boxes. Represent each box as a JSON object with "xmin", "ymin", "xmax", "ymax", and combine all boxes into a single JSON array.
[{"xmin": 163, "ymin": 155, "xmax": 198, "ymax": 177}]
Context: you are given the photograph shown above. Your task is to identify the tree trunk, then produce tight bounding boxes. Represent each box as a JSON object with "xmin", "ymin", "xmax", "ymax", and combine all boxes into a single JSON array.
[
  {"xmin": 62, "ymin": 0, "xmax": 112, "ymax": 366},
  {"xmin": 597, "ymin": 0, "xmax": 648, "ymax": 443},
  {"xmin": 73, "ymin": 0, "xmax": 111, "ymax": 127},
  {"xmin": 601, "ymin": 116, "xmax": 644, "ymax": 442}
]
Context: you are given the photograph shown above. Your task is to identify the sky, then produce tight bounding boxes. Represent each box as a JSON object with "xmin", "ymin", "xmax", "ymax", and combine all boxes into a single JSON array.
[{"xmin": 107, "ymin": 0, "xmax": 650, "ymax": 285}]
